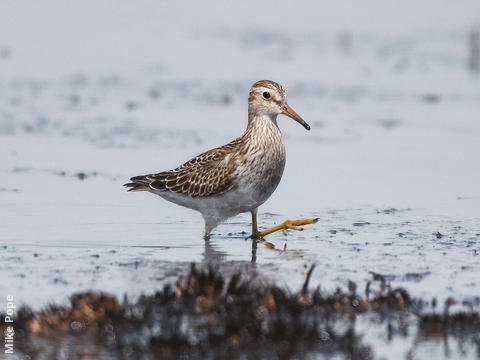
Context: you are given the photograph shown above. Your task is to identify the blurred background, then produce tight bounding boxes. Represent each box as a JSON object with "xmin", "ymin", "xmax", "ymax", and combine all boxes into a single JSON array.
[{"xmin": 1, "ymin": 0, "xmax": 479, "ymax": 207}]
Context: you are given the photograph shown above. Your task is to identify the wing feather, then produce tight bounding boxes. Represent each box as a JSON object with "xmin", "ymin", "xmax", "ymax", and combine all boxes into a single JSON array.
[{"xmin": 124, "ymin": 138, "xmax": 243, "ymax": 197}]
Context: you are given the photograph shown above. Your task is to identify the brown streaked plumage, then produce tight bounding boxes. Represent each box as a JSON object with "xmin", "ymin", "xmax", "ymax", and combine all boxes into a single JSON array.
[
  {"xmin": 124, "ymin": 80, "xmax": 313, "ymax": 239},
  {"xmin": 125, "ymin": 138, "xmax": 242, "ymax": 197}
]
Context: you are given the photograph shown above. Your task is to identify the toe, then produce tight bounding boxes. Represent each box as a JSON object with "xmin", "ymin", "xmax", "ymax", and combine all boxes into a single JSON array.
[{"xmin": 286, "ymin": 224, "xmax": 303, "ymax": 231}]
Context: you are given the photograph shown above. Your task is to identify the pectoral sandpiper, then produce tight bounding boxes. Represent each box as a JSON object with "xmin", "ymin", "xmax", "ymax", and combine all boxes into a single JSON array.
[{"xmin": 124, "ymin": 80, "xmax": 317, "ymax": 239}]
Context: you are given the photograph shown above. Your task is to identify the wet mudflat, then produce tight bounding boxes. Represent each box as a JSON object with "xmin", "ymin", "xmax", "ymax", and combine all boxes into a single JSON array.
[{"xmin": 1, "ymin": 1, "xmax": 480, "ymax": 359}]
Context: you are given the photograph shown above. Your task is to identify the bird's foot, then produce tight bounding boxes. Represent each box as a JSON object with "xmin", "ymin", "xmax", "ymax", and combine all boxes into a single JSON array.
[
  {"xmin": 251, "ymin": 230, "xmax": 262, "ymax": 240},
  {"xmin": 258, "ymin": 218, "xmax": 318, "ymax": 237}
]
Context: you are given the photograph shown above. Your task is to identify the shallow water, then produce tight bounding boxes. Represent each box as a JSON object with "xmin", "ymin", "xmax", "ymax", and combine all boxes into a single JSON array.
[{"xmin": 1, "ymin": 1, "xmax": 480, "ymax": 358}]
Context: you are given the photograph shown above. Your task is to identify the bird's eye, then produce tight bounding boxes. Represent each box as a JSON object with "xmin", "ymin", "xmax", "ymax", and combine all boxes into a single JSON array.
[{"xmin": 262, "ymin": 91, "xmax": 271, "ymax": 99}]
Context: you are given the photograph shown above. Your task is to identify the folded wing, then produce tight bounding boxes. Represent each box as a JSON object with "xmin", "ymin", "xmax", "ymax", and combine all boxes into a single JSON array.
[{"xmin": 124, "ymin": 139, "xmax": 242, "ymax": 197}]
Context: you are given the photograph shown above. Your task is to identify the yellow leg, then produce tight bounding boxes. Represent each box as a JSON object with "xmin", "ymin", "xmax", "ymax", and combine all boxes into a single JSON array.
[
  {"xmin": 251, "ymin": 209, "xmax": 261, "ymax": 239},
  {"xmin": 259, "ymin": 218, "xmax": 318, "ymax": 237}
]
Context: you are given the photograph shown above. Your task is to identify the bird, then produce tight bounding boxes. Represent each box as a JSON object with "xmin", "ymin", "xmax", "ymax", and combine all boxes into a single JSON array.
[{"xmin": 124, "ymin": 80, "xmax": 317, "ymax": 240}]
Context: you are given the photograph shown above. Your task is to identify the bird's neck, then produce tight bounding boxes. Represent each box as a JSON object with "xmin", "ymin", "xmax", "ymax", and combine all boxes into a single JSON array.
[
  {"xmin": 246, "ymin": 112, "xmax": 280, "ymax": 135},
  {"xmin": 243, "ymin": 113, "xmax": 282, "ymax": 148}
]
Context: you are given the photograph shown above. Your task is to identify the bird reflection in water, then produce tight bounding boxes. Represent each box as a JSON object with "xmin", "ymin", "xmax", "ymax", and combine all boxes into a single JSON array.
[{"xmin": 203, "ymin": 236, "xmax": 287, "ymax": 264}]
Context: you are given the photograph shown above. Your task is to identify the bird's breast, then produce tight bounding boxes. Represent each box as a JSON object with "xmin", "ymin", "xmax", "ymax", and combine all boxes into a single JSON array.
[{"xmin": 235, "ymin": 130, "xmax": 286, "ymax": 204}]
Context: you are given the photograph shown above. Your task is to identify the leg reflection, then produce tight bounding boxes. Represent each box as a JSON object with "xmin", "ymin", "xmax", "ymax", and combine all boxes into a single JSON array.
[
  {"xmin": 251, "ymin": 238, "xmax": 287, "ymax": 264},
  {"xmin": 203, "ymin": 238, "xmax": 228, "ymax": 264}
]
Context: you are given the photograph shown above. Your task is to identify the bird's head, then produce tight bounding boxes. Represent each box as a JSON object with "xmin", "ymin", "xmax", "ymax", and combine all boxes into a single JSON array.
[{"xmin": 248, "ymin": 80, "xmax": 310, "ymax": 130}]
